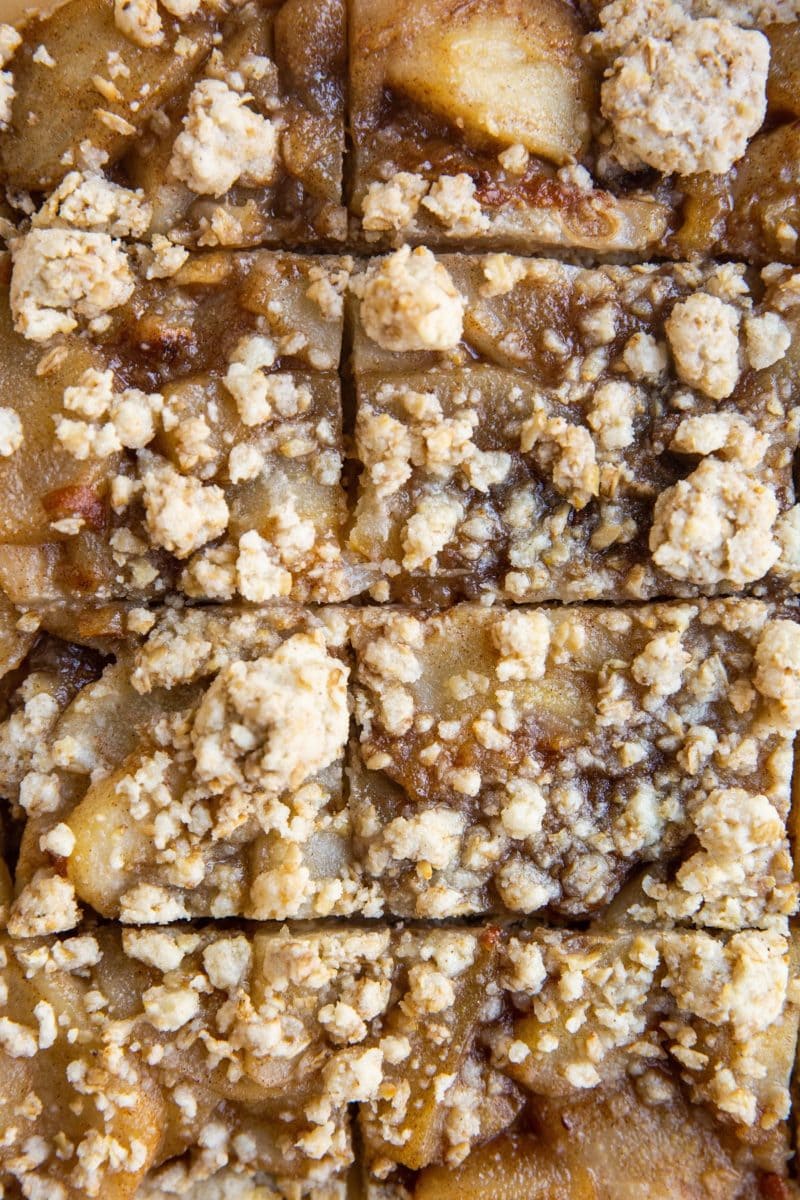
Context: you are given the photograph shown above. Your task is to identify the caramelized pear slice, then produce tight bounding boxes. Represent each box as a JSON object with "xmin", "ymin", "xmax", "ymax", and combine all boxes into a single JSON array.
[
  {"xmin": 414, "ymin": 1132, "xmax": 591, "ymax": 1200},
  {"xmin": 766, "ymin": 22, "xmax": 800, "ymax": 119},
  {"xmin": 386, "ymin": 0, "xmax": 592, "ymax": 165}
]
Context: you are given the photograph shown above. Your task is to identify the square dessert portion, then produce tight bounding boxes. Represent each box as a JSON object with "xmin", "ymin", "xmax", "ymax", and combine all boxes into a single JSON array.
[
  {"xmin": 348, "ymin": 0, "xmax": 800, "ymax": 263},
  {"xmin": 2, "ymin": 603, "xmax": 381, "ymax": 932},
  {"xmin": 349, "ymin": 250, "xmax": 800, "ymax": 605},
  {"xmin": 0, "ymin": 245, "xmax": 358, "ymax": 608},
  {"xmin": 0, "ymin": 0, "xmax": 347, "ymax": 248},
  {"xmin": 0, "ymin": 921, "xmax": 796, "ymax": 1200},
  {"xmin": 348, "ymin": 599, "xmax": 800, "ymax": 927}
]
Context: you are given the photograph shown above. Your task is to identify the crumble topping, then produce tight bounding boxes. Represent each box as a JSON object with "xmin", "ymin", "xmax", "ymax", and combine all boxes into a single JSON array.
[
  {"xmin": 649, "ymin": 458, "xmax": 780, "ymax": 586},
  {"xmin": 350, "ymin": 599, "xmax": 798, "ymax": 925},
  {"xmin": 587, "ymin": 380, "xmax": 639, "ymax": 450},
  {"xmin": 421, "ymin": 175, "xmax": 490, "ymax": 238},
  {"xmin": 361, "ymin": 172, "xmax": 430, "ymax": 239},
  {"xmin": 0, "ymin": 23, "xmax": 21, "ymax": 131},
  {"xmin": 7, "ymin": 871, "xmax": 81, "ymax": 938},
  {"xmin": 358, "ymin": 247, "xmax": 464, "ymax": 352},
  {"xmin": 55, "ymin": 368, "xmax": 163, "ymax": 460},
  {"xmin": 140, "ymin": 453, "xmax": 229, "ymax": 558},
  {"xmin": 0, "ymin": 406, "xmax": 23, "ymax": 457},
  {"xmin": 169, "ymin": 79, "xmax": 279, "ymax": 198},
  {"xmin": 10, "ymin": 229, "xmax": 135, "ymax": 341},
  {"xmin": 665, "ymin": 293, "xmax": 741, "ymax": 400},
  {"xmin": 588, "ymin": 0, "xmax": 769, "ymax": 176},
  {"xmin": 744, "ymin": 311, "xmax": 792, "ymax": 371},
  {"xmin": 191, "ymin": 630, "xmax": 348, "ymax": 797},
  {"xmin": 401, "ymin": 493, "xmax": 464, "ymax": 572},
  {"xmin": 223, "ymin": 335, "xmax": 310, "ymax": 426},
  {"xmin": 33, "ymin": 171, "xmax": 152, "ymax": 238},
  {"xmin": 114, "ymin": 0, "xmax": 165, "ymax": 48},
  {"xmin": 136, "ymin": 234, "xmax": 190, "ymax": 279}
]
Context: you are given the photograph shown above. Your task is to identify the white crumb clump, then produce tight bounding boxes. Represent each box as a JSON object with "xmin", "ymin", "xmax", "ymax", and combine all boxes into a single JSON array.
[
  {"xmin": 223, "ymin": 335, "xmax": 310, "ymax": 426},
  {"xmin": 520, "ymin": 412, "xmax": 600, "ymax": 509},
  {"xmin": 0, "ymin": 407, "xmax": 23, "ymax": 457},
  {"xmin": 202, "ymin": 936, "xmax": 251, "ymax": 991},
  {"xmin": 421, "ymin": 174, "xmax": 490, "ymax": 237},
  {"xmin": 744, "ymin": 311, "xmax": 792, "ymax": 370},
  {"xmin": 169, "ymin": 79, "xmax": 279, "ymax": 197},
  {"xmin": 141, "ymin": 454, "xmax": 229, "ymax": 558},
  {"xmin": 228, "ymin": 442, "xmax": 265, "ymax": 483},
  {"xmin": 114, "ymin": 0, "xmax": 163, "ymax": 47},
  {"xmin": 493, "ymin": 610, "xmax": 551, "ymax": 682},
  {"xmin": 669, "ymin": 412, "xmax": 766, "ymax": 467},
  {"xmin": 56, "ymin": 368, "xmax": 163, "ymax": 460},
  {"xmin": 39, "ymin": 822, "xmax": 76, "ymax": 858},
  {"xmin": 142, "ymin": 985, "xmax": 200, "ymax": 1031},
  {"xmin": 235, "ymin": 531, "xmax": 291, "ymax": 601},
  {"xmin": 402, "ymin": 493, "xmax": 463, "ymax": 571},
  {"xmin": 33, "ymin": 171, "xmax": 152, "ymax": 238},
  {"xmin": 754, "ymin": 619, "xmax": 800, "ymax": 711},
  {"xmin": 119, "ymin": 883, "xmax": 189, "ymax": 924},
  {"xmin": 665, "ymin": 292, "xmax": 741, "ymax": 399},
  {"xmin": 623, "ymin": 330, "xmax": 668, "ymax": 379},
  {"xmin": 589, "ymin": 0, "xmax": 769, "ymax": 175},
  {"xmin": 0, "ymin": 24, "xmax": 21, "ymax": 130},
  {"xmin": 191, "ymin": 630, "xmax": 348, "ymax": 796},
  {"xmin": 10, "ymin": 229, "xmax": 135, "ymax": 342},
  {"xmin": 361, "ymin": 172, "xmax": 429, "ymax": 235},
  {"xmin": 7, "ymin": 871, "xmax": 80, "ymax": 937},
  {"xmin": 587, "ymin": 380, "xmax": 638, "ymax": 450},
  {"xmin": 649, "ymin": 457, "xmax": 780, "ymax": 585},
  {"xmin": 501, "ymin": 779, "xmax": 546, "ymax": 839},
  {"xmin": 137, "ymin": 234, "xmax": 190, "ymax": 280},
  {"xmin": 359, "ymin": 246, "xmax": 464, "ymax": 352}
]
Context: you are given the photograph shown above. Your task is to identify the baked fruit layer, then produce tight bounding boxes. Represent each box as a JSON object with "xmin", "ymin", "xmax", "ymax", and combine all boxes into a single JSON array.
[{"xmin": 0, "ymin": 921, "xmax": 796, "ymax": 1199}]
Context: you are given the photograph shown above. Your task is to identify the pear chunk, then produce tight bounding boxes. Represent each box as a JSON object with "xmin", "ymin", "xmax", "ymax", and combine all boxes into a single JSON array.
[{"xmin": 386, "ymin": 1, "xmax": 592, "ymax": 165}]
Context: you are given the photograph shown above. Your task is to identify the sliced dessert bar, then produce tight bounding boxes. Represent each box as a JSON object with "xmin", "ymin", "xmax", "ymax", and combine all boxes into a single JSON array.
[
  {"xmin": 348, "ymin": 0, "xmax": 800, "ymax": 263},
  {"xmin": 349, "ymin": 251, "xmax": 800, "ymax": 604},
  {"xmin": 0, "ymin": 0, "xmax": 347, "ymax": 248},
  {"xmin": 348, "ymin": 599, "xmax": 800, "ymax": 926},
  {"xmin": 0, "ymin": 247, "xmax": 356, "ymax": 608},
  {"xmin": 3, "ymin": 604, "xmax": 377, "ymax": 932}
]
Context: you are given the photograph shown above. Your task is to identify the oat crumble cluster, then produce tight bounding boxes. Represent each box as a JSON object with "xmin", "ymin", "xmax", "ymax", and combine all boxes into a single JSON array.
[{"xmin": 0, "ymin": 0, "xmax": 799, "ymax": 1196}]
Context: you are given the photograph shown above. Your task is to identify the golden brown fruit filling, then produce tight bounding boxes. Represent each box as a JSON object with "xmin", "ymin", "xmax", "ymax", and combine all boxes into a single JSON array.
[{"xmin": 348, "ymin": 0, "xmax": 800, "ymax": 263}]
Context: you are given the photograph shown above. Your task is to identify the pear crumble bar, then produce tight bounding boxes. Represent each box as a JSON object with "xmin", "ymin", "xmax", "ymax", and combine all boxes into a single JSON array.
[
  {"xmin": 349, "ymin": 599, "xmax": 800, "ymax": 926},
  {"xmin": 349, "ymin": 251, "xmax": 800, "ymax": 604},
  {"xmin": 2, "ymin": 603, "xmax": 381, "ymax": 930},
  {"xmin": 349, "ymin": 0, "xmax": 800, "ymax": 263},
  {"xmin": 0, "ymin": 247, "xmax": 359, "ymax": 608},
  {"xmin": 0, "ymin": 921, "xmax": 797, "ymax": 1199},
  {"xmin": 0, "ymin": 0, "xmax": 347, "ymax": 248}
]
